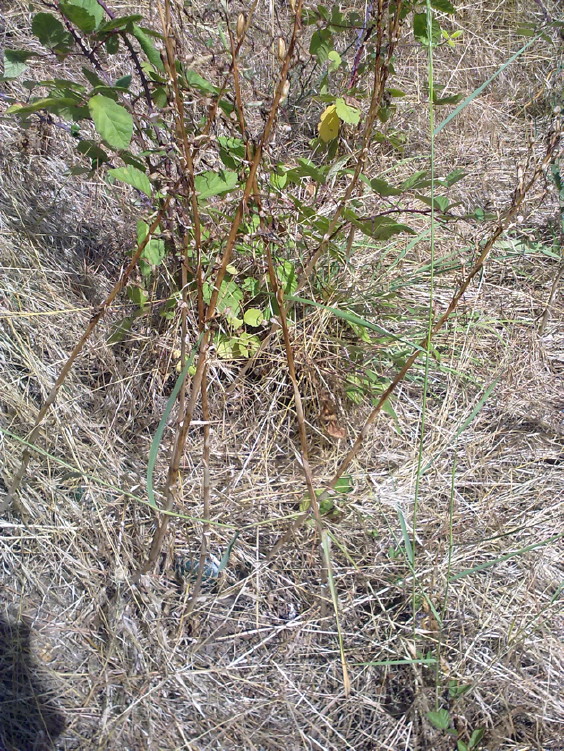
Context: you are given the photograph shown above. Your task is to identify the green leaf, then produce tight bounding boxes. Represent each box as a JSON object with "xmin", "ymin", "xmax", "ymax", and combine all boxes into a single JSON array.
[
  {"xmin": 467, "ymin": 728, "xmax": 485, "ymax": 749},
  {"xmin": 137, "ymin": 221, "xmax": 165, "ymax": 269},
  {"xmin": 369, "ymin": 177, "xmax": 402, "ymax": 196},
  {"xmin": 413, "ymin": 12, "xmax": 441, "ymax": 47},
  {"xmin": 430, "ymin": 0, "xmax": 455, "ymax": 12},
  {"xmin": 115, "ymin": 74, "xmax": 132, "ymax": 89},
  {"xmin": 31, "ymin": 13, "xmax": 73, "ymax": 51},
  {"xmin": 442, "ymin": 168, "xmax": 465, "ymax": 187},
  {"xmin": 243, "ymin": 308, "xmax": 264, "ymax": 327},
  {"xmin": 270, "ymin": 169, "xmax": 288, "ymax": 190},
  {"xmin": 241, "ymin": 276, "xmax": 261, "ymax": 296},
  {"xmin": 195, "ymin": 170, "xmax": 238, "ymax": 199},
  {"xmin": 36, "ymin": 77, "xmax": 85, "ymax": 91},
  {"xmin": 432, "ymin": 91, "xmax": 464, "ymax": 105},
  {"xmin": 127, "ymin": 285, "xmax": 148, "ymax": 309},
  {"xmin": 319, "ymin": 498, "xmax": 336, "ymax": 516},
  {"xmin": 345, "ymin": 376, "xmax": 364, "ymax": 403},
  {"xmin": 54, "ymin": 103, "xmax": 90, "ymax": 121},
  {"xmin": 90, "ymin": 85, "xmax": 121, "ymax": 100},
  {"xmin": 288, "ymin": 158, "xmax": 327, "ymax": 183},
  {"xmin": 131, "ymin": 24, "xmax": 164, "ymax": 71},
  {"xmin": 152, "ymin": 86, "xmax": 168, "ymax": 108},
  {"xmin": 327, "ymin": 50, "xmax": 341, "ymax": 71},
  {"xmin": 108, "ymin": 165, "xmax": 152, "ymax": 197},
  {"xmin": 350, "ymin": 215, "xmax": 416, "ymax": 241},
  {"xmin": 77, "ymin": 139, "xmax": 109, "ymax": 166},
  {"xmin": 335, "ymin": 97, "xmax": 361, "ymax": 125},
  {"xmin": 204, "ymin": 279, "xmax": 243, "ymax": 321},
  {"xmin": 88, "ymin": 94, "xmax": 133, "ymax": 150},
  {"xmin": 60, "ymin": 0, "xmax": 104, "ymax": 33},
  {"xmin": 400, "ymin": 170, "xmax": 431, "ymax": 190},
  {"xmin": 310, "ymin": 28, "xmax": 332, "ymax": 62},
  {"xmin": 2, "ymin": 50, "xmax": 37, "ymax": 79},
  {"xmin": 119, "ymin": 151, "xmax": 147, "ymax": 172},
  {"xmin": 415, "ymin": 194, "xmax": 450, "ymax": 212},
  {"xmin": 448, "ymin": 680, "xmax": 471, "ymax": 699},
  {"xmin": 515, "ymin": 24, "xmax": 537, "ymax": 37},
  {"xmin": 6, "ymin": 97, "xmax": 81, "ymax": 115},
  {"xmin": 141, "ymin": 238, "xmax": 166, "ymax": 266},
  {"xmin": 276, "ymin": 260, "xmax": 298, "ymax": 295},
  {"xmin": 215, "ymin": 333, "xmax": 260, "ymax": 359},
  {"xmin": 82, "ymin": 67, "xmax": 105, "ymax": 88},
  {"xmin": 108, "ymin": 315, "xmax": 135, "ymax": 344},
  {"xmin": 105, "ymin": 34, "xmax": 119, "ymax": 54},
  {"xmin": 427, "ymin": 709, "xmax": 451, "ymax": 731},
  {"xmin": 67, "ymin": 166, "xmax": 91, "ymax": 176},
  {"xmin": 334, "ymin": 475, "xmax": 353, "ymax": 494},
  {"xmin": 238, "ymin": 332, "xmax": 261, "ymax": 355},
  {"xmin": 98, "ymin": 14, "xmax": 143, "ymax": 33},
  {"xmin": 183, "ymin": 68, "xmax": 219, "ymax": 95},
  {"xmin": 218, "ymin": 136, "xmax": 246, "ymax": 169}
]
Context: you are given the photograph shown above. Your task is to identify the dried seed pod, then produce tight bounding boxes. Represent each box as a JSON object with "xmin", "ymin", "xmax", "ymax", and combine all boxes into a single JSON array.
[
  {"xmin": 236, "ymin": 13, "xmax": 245, "ymax": 39},
  {"xmin": 276, "ymin": 37, "xmax": 286, "ymax": 61},
  {"xmin": 281, "ymin": 79, "xmax": 290, "ymax": 103},
  {"xmin": 289, "ymin": 0, "xmax": 296, "ymax": 11}
]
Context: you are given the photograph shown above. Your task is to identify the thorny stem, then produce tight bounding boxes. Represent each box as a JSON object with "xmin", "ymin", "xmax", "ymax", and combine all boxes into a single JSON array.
[
  {"xmin": 182, "ymin": 10, "xmax": 253, "ymax": 610},
  {"xmin": 42, "ymin": 0, "xmax": 107, "ymax": 76},
  {"xmin": 326, "ymin": 127, "xmax": 562, "ymax": 489},
  {"xmin": 139, "ymin": 0, "xmax": 305, "ymax": 573},
  {"xmin": 299, "ymin": 0, "xmax": 404, "ymax": 284},
  {"xmin": 226, "ymin": 1, "xmax": 405, "ymax": 397},
  {"xmin": 268, "ymin": 126, "xmax": 561, "ymax": 557}
]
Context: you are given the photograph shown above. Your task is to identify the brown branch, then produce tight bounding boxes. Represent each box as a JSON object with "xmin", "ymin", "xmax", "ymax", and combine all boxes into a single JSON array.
[
  {"xmin": 298, "ymin": 0, "xmax": 405, "ymax": 284},
  {"xmin": 326, "ymin": 127, "xmax": 562, "ymax": 489},
  {"xmin": 267, "ymin": 127, "xmax": 561, "ymax": 557},
  {"xmin": 3, "ymin": 199, "xmax": 173, "ymax": 516},
  {"xmin": 138, "ymin": 0, "xmax": 305, "ymax": 574}
]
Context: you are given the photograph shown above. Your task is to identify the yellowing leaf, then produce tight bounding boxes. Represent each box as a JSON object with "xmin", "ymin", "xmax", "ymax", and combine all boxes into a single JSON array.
[{"xmin": 318, "ymin": 104, "xmax": 340, "ymax": 142}]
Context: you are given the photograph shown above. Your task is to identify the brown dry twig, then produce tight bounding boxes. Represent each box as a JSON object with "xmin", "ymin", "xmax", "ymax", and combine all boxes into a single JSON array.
[
  {"xmin": 138, "ymin": 0, "xmax": 306, "ymax": 575},
  {"xmin": 3, "ymin": 199, "xmax": 173, "ymax": 516},
  {"xmin": 268, "ymin": 124, "xmax": 562, "ymax": 557}
]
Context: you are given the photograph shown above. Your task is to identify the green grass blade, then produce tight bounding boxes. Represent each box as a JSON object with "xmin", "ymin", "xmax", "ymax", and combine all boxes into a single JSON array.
[
  {"xmin": 397, "ymin": 508, "xmax": 415, "ymax": 567},
  {"xmin": 217, "ymin": 530, "xmax": 240, "ymax": 573},
  {"xmin": 449, "ymin": 535, "xmax": 562, "ymax": 581},
  {"xmin": 353, "ymin": 658, "xmax": 437, "ymax": 666},
  {"xmin": 284, "ymin": 294, "xmax": 426, "ymax": 353},
  {"xmin": 434, "ymin": 33, "xmax": 544, "ymax": 135},
  {"xmin": 0, "ymin": 425, "xmax": 237, "ymax": 527},
  {"xmin": 422, "ymin": 376, "xmax": 500, "ymax": 473},
  {"xmin": 147, "ymin": 333, "xmax": 203, "ymax": 508},
  {"xmin": 321, "ymin": 530, "xmax": 351, "ymax": 695}
]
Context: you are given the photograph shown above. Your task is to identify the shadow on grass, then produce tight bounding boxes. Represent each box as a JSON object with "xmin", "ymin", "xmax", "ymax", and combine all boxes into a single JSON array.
[{"xmin": 0, "ymin": 615, "xmax": 65, "ymax": 751}]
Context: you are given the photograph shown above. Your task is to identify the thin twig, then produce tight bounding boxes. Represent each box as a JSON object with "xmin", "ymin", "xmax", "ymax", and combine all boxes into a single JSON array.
[
  {"xmin": 326, "ymin": 127, "xmax": 562, "ymax": 488},
  {"xmin": 268, "ymin": 126, "xmax": 561, "ymax": 557},
  {"xmin": 4, "ymin": 199, "xmax": 172, "ymax": 515},
  {"xmin": 139, "ymin": 0, "xmax": 305, "ymax": 573}
]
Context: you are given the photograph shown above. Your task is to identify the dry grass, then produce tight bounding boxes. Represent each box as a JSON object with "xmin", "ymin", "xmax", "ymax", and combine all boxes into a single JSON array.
[{"xmin": 1, "ymin": 0, "xmax": 563, "ymax": 749}]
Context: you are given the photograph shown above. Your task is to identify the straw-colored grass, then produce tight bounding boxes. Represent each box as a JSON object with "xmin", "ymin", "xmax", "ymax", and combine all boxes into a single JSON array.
[{"xmin": 1, "ymin": 0, "xmax": 562, "ymax": 749}]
